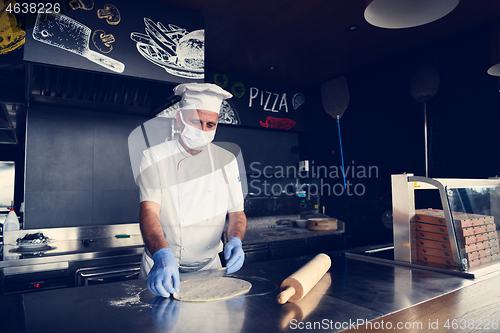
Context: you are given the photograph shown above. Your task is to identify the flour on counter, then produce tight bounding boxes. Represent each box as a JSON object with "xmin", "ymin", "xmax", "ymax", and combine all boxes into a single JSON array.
[{"xmin": 108, "ymin": 286, "xmax": 150, "ymax": 308}]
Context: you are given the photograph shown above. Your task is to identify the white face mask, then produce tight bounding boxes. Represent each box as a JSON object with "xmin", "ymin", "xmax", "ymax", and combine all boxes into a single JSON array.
[{"xmin": 179, "ymin": 111, "xmax": 217, "ymax": 149}]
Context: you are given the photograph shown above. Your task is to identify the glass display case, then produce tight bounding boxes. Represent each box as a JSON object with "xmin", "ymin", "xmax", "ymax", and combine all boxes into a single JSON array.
[{"xmin": 346, "ymin": 174, "xmax": 500, "ymax": 278}]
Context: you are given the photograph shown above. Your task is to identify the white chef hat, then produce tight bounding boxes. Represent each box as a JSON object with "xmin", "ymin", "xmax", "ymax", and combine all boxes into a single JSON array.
[{"xmin": 173, "ymin": 83, "xmax": 232, "ymax": 114}]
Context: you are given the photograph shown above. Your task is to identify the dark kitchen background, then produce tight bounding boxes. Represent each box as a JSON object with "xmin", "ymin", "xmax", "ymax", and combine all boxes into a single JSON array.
[{"xmin": 1, "ymin": 0, "xmax": 499, "ymax": 249}]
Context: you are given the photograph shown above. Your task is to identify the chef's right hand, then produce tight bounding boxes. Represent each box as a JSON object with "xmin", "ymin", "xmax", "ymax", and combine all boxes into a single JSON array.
[{"xmin": 148, "ymin": 248, "xmax": 180, "ymax": 297}]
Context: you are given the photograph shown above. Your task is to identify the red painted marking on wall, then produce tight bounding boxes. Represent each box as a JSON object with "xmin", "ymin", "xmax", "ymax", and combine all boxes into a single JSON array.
[{"xmin": 259, "ymin": 117, "xmax": 296, "ymax": 130}]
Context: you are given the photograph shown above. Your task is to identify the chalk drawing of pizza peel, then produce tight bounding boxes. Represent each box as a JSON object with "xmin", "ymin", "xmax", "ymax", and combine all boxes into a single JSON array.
[{"xmin": 33, "ymin": 12, "xmax": 125, "ymax": 73}]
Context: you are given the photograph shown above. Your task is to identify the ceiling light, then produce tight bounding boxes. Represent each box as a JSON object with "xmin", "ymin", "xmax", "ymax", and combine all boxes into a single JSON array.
[
  {"xmin": 488, "ymin": 21, "xmax": 500, "ymax": 76},
  {"xmin": 347, "ymin": 25, "xmax": 359, "ymax": 31},
  {"xmin": 364, "ymin": 0, "xmax": 460, "ymax": 29},
  {"xmin": 488, "ymin": 64, "xmax": 500, "ymax": 76}
]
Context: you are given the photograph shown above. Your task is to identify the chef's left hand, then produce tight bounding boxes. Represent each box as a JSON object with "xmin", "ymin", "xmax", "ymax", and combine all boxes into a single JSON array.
[{"xmin": 224, "ymin": 237, "xmax": 244, "ymax": 274}]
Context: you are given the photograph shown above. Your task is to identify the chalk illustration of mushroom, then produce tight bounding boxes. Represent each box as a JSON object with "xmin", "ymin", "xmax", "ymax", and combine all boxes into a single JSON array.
[
  {"xmin": 292, "ymin": 93, "xmax": 305, "ymax": 109},
  {"xmin": 92, "ymin": 29, "xmax": 115, "ymax": 53},
  {"xmin": 97, "ymin": 4, "xmax": 121, "ymax": 25},
  {"xmin": 69, "ymin": 0, "xmax": 94, "ymax": 10}
]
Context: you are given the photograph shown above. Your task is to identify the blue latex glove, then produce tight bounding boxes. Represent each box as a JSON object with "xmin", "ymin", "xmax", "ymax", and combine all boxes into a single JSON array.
[
  {"xmin": 224, "ymin": 237, "xmax": 245, "ymax": 274},
  {"xmin": 147, "ymin": 248, "xmax": 180, "ymax": 297}
]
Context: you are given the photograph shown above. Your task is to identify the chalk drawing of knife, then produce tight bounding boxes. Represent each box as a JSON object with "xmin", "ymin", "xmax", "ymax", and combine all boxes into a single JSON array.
[{"xmin": 33, "ymin": 12, "xmax": 125, "ymax": 73}]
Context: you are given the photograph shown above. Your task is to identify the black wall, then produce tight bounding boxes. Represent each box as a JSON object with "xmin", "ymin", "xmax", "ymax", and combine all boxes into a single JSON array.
[
  {"xmin": 216, "ymin": 125, "xmax": 299, "ymax": 174},
  {"xmin": 23, "ymin": 105, "xmax": 299, "ymax": 229},
  {"xmin": 301, "ymin": 21, "xmax": 500, "ymax": 247},
  {"xmin": 24, "ymin": 106, "xmax": 147, "ymax": 228}
]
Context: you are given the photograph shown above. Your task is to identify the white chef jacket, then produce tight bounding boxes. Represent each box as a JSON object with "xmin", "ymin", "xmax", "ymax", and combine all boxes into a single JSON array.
[{"xmin": 137, "ymin": 139, "xmax": 244, "ymax": 276}]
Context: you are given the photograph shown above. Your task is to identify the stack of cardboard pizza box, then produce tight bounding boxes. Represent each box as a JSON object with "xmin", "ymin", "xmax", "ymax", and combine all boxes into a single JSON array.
[{"xmin": 412, "ymin": 209, "xmax": 500, "ymax": 268}]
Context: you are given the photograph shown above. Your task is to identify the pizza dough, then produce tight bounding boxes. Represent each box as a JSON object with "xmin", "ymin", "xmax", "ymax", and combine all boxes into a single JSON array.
[{"xmin": 173, "ymin": 277, "xmax": 252, "ymax": 302}]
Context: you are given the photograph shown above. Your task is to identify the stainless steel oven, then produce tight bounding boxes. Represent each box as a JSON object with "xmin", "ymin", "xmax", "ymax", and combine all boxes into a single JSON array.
[
  {"xmin": 75, "ymin": 263, "xmax": 141, "ymax": 286},
  {"xmin": 2, "ymin": 262, "xmax": 69, "ymax": 294}
]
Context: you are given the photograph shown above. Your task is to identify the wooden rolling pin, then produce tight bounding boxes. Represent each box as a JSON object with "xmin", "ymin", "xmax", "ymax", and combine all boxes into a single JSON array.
[
  {"xmin": 280, "ymin": 272, "xmax": 332, "ymax": 329},
  {"xmin": 277, "ymin": 253, "xmax": 331, "ymax": 304}
]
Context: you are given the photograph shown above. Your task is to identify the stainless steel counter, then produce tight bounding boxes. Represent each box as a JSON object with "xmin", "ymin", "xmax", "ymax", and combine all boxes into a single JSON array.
[
  {"xmin": 1, "ymin": 224, "xmax": 144, "ymax": 269},
  {"xmin": 1, "ymin": 236, "xmax": 144, "ymax": 267},
  {"xmin": 0, "ymin": 224, "xmax": 145, "ymax": 294},
  {"xmin": 1, "ymin": 250, "xmax": 492, "ymax": 333},
  {"xmin": 1, "ymin": 218, "xmax": 344, "ymax": 269},
  {"xmin": 244, "ymin": 221, "xmax": 345, "ymax": 244}
]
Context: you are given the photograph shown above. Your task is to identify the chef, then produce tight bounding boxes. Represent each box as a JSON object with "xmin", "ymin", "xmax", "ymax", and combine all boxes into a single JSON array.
[{"xmin": 137, "ymin": 83, "xmax": 247, "ymax": 298}]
